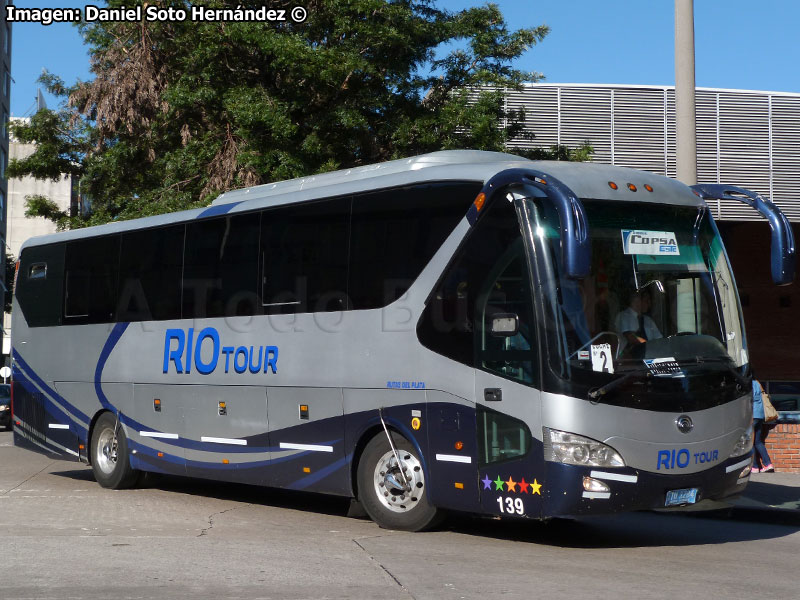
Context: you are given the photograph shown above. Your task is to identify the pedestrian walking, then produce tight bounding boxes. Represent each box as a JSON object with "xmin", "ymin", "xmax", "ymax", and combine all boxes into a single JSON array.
[{"xmin": 751, "ymin": 375, "xmax": 774, "ymax": 473}]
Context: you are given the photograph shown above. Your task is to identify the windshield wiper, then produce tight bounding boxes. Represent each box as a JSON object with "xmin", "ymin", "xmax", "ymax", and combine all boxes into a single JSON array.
[
  {"xmin": 676, "ymin": 357, "xmax": 750, "ymax": 389},
  {"xmin": 588, "ymin": 356, "xmax": 750, "ymax": 401},
  {"xmin": 588, "ymin": 368, "xmax": 653, "ymax": 400}
]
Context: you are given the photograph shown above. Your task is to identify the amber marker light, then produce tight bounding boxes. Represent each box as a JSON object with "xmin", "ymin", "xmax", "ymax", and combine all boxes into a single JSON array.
[
  {"xmin": 222, "ymin": 459, "xmax": 230, "ymax": 464},
  {"xmin": 454, "ymin": 482, "xmax": 464, "ymax": 490},
  {"xmin": 157, "ymin": 452, "xmax": 164, "ymax": 458},
  {"xmin": 608, "ymin": 181, "xmax": 618, "ymax": 190},
  {"xmin": 303, "ymin": 467, "xmax": 311, "ymax": 473},
  {"xmin": 627, "ymin": 183, "xmax": 637, "ymax": 192},
  {"xmin": 644, "ymin": 184, "xmax": 654, "ymax": 192},
  {"xmin": 454, "ymin": 441, "xmax": 464, "ymax": 451},
  {"xmin": 79, "ymin": 444, "xmax": 85, "ymax": 451},
  {"xmin": 473, "ymin": 192, "xmax": 486, "ymax": 212}
]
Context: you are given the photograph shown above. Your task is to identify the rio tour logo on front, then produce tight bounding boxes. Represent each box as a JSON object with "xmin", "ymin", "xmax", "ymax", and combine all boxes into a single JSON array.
[{"xmin": 5, "ymin": 4, "xmax": 308, "ymax": 26}]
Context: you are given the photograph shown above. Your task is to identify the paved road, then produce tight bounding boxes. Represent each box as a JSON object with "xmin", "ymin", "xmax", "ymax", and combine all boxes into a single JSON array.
[{"xmin": 2, "ymin": 428, "xmax": 799, "ymax": 599}]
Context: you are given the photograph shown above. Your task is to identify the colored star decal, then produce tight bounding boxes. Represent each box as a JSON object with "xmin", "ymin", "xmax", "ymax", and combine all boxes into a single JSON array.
[
  {"xmin": 494, "ymin": 475, "xmax": 505, "ymax": 491},
  {"xmin": 482, "ymin": 475, "xmax": 492, "ymax": 490},
  {"xmin": 531, "ymin": 478, "xmax": 542, "ymax": 495},
  {"xmin": 518, "ymin": 478, "xmax": 530, "ymax": 494},
  {"xmin": 506, "ymin": 476, "xmax": 517, "ymax": 492}
]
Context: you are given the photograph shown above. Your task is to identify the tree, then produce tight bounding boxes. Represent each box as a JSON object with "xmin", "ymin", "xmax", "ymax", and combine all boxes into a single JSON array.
[
  {"xmin": 4, "ymin": 252, "xmax": 15, "ymax": 313},
  {"xmin": 9, "ymin": 0, "xmax": 589, "ymax": 228}
]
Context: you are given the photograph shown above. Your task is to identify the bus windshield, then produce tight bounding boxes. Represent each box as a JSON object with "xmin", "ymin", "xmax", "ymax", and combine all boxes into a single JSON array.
[{"xmin": 526, "ymin": 197, "xmax": 747, "ymax": 384}]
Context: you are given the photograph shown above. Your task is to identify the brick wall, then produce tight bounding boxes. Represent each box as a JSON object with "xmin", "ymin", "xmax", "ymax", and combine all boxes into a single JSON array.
[{"xmin": 764, "ymin": 424, "xmax": 800, "ymax": 473}]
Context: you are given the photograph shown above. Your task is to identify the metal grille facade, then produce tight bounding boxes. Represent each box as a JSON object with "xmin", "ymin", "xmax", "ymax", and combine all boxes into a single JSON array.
[{"xmin": 506, "ymin": 83, "xmax": 800, "ymax": 221}]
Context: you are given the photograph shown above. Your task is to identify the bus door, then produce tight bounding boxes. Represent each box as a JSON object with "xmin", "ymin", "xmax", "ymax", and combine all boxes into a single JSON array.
[
  {"xmin": 473, "ymin": 244, "xmax": 544, "ymax": 519},
  {"xmin": 266, "ymin": 387, "xmax": 347, "ymax": 495}
]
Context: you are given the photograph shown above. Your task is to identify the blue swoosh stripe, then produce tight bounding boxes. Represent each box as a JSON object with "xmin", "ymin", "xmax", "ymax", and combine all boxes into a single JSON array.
[{"xmin": 13, "ymin": 350, "xmax": 91, "ymax": 424}]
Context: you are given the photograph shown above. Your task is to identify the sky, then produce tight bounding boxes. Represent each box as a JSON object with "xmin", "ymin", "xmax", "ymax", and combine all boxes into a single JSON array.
[{"xmin": 9, "ymin": 0, "xmax": 800, "ymax": 117}]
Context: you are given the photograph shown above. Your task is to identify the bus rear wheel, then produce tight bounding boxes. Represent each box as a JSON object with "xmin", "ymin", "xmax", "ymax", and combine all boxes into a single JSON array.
[
  {"xmin": 90, "ymin": 412, "xmax": 139, "ymax": 489},
  {"xmin": 357, "ymin": 432, "xmax": 443, "ymax": 531}
]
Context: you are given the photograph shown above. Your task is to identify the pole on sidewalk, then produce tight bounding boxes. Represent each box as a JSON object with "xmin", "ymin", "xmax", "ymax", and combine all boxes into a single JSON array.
[{"xmin": 675, "ymin": 0, "xmax": 697, "ymax": 185}]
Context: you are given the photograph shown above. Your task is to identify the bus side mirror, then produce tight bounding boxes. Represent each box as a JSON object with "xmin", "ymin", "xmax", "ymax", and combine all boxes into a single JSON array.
[
  {"xmin": 471, "ymin": 169, "xmax": 591, "ymax": 280},
  {"xmin": 691, "ymin": 184, "xmax": 796, "ymax": 286},
  {"xmin": 490, "ymin": 313, "xmax": 519, "ymax": 337}
]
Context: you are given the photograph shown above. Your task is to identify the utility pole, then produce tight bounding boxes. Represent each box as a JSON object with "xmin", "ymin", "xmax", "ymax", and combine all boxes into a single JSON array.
[{"xmin": 675, "ymin": 0, "xmax": 697, "ymax": 185}]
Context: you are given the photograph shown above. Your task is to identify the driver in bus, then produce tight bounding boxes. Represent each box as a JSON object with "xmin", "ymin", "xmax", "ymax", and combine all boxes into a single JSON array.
[{"xmin": 615, "ymin": 290, "xmax": 663, "ymax": 352}]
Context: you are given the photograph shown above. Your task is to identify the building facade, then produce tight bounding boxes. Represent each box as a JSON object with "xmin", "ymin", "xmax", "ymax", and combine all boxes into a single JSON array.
[
  {"xmin": 510, "ymin": 83, "xmax": 800, "ymax": 407},
  {"xmin": 2, "ymin": 121, "xmax": 76, "ymax": 363}
]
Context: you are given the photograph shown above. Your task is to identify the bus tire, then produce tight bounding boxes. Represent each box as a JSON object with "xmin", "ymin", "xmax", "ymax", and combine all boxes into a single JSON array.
[
  {"xmin": 90, "ymin": 412, "xmax": 139, "ymax": 489},
  {"xmin": 357, "ymin": 432, "xmax": 443, "ymax": 531}
]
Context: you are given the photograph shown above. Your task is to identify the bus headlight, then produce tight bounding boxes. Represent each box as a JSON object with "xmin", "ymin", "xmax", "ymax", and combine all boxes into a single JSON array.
[
  {"xmin": 543, "ymin": 428, "xmax": 625, "ymax": 468},
  {"xmin": 729, "ymin": 425, "xmax": 754, "ymax": 458}
]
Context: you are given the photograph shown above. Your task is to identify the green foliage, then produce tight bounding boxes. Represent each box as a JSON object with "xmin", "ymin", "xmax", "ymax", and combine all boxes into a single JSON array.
[{"xmin": 10, "ymin": 0, "xmax": 589, "ymax": 227}]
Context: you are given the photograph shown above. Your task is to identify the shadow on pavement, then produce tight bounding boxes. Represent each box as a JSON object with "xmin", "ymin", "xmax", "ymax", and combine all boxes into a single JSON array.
[
  {"xmin": 742, "ymin": 479, "xmax": 800, "ymax": 510},
  {"xmin": 50, "ymin": 466, "xmax": 354, "ymax": 518},
  {"xmin": 49, "ymin": 466, "xmax": 798, "ymax": 547},
  {"xmin": 441, "ymin": 509, "xmax": 798, "ymax": 548}
]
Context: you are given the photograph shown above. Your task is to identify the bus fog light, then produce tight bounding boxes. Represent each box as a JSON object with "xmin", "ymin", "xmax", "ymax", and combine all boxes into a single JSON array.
[
  {"xmin": 583, "ymin": 477, "xmax": 610, "ymax": 493},
  {"xmin": 544, "ymin": 428, "xmax": 625, "ymax": 467},
  {"xmin": 739, "ymin": 465, "xmax": 752, "ymax": 479},
  {"xmin": 730, "ymin": 426, "xmax": 753, "ymax": 458}
]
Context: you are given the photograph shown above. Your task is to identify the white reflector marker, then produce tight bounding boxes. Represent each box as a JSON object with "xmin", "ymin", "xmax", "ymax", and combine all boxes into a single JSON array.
[
  {"xmin": 201, "ymin": 436, "xmax": 247, "ymax": 446},
  {"xmin": 726, "ymin": 458, "xmax": 752, "ymax": 474},
  {"xmin": 48, "ymin": 424, "xmax": 70, "ymax": 430},
  {"xmin": 590, "ymin": 470, "xmax": 638, "ymax": 483},
  {"xmin": 435, "ymin": 454, "xmax": 472, "ymax": 464},
  {"xmin": 582, "ymin": 491, "xmax": 611, "ymax": 499},
  {"xmin": 279, "ymin": 442, "xmax": 333, "ymax": 453},
  {"xmin": 139, "ymin": 431, "xmax": 179, "ymax": 440}
]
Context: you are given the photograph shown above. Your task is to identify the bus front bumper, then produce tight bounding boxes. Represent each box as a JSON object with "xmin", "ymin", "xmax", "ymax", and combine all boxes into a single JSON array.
[{"xmin": 542, "ymin": 454, "xmax": 753, "ymax": 518}]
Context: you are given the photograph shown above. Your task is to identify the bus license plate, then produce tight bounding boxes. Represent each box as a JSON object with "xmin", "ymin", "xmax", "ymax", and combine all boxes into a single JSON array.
[{"xmin": 665, "ymin": 488, "xmax": 698, "ymax": 507}]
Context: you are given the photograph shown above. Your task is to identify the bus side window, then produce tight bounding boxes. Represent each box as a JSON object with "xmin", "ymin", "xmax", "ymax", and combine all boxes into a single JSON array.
[
  {"xmin": 118, "ymin": 224, "xmax": 184, "ymax": 322},
  {"xmin": 64, "ymin": 235, "xmax": 120, "ymax": 324},
  {"xmin": 477, "ymin": 248, "xmax": 536, "ymax": 384},
  {"xmin": 349, "ymin": 182, "xmax": 479, "ymax": 309},
  {"xmin": 183, "ymin": 214, "xmax": 260, "ymax": 319},
  {"xmin": 477, "ymin": 406, "xmax": 532, "ymax": 465},
  {"xmin": 15, "ymin": 242, "xmax": 65, "ymax": 327},
  {"xmin": 417, "ymin": 197, "xmax": 539, "ymax": 387},
  {"xmin": 260, "ymin": 197, "xmax": 350, "ymax": 314}
]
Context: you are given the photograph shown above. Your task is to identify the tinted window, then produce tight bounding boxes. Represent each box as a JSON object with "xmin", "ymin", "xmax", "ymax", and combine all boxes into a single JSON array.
[
  {"xmin": 477, "ymin": 406, "xmax": 532, "ymax": 465},
  {"xmin": 261, "ymin": 197, "xmax": 350, "ymax": 314},
  {"xmin": 183, "ymin": 213, "xmax": 261, "ymax": 318},
  {"xmin": 16, "ymin": 242, "xmax": 65, "ymax": 327},
  {"xmin": 349, "ymin": 182, "xmax": 479, "ymax": 309},
  {"xmin": 64, "ymin": 236, "xmax": 120, "ymax": 324},
  {"xmin": 118, "ymin": 225, "xmax": 184, "ymax": 321},
  {"xmin": 417, "ymin": 197, "xmax": 538, "ymax": 386}
]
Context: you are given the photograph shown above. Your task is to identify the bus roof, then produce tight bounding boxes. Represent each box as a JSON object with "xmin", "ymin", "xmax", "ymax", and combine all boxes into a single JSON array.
[{"xmin": 21, "ymin": 150, "xmax": 702, "ymax": 250}]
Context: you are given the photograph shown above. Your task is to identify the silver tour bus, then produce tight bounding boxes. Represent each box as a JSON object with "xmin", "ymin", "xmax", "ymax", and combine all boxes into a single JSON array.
[{"xmin": 10, "ymin": 151, "xmax": 796, "ymax": 531}]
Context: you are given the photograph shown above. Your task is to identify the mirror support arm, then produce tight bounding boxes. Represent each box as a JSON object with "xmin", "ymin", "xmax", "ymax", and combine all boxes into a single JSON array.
[
  {"xmin": 691, "ymin": 184, "xmax": 796, "ymax": 285},
  {"xmin": 469, "ymin": 168, "xmax": 591, "ymax": 279}
]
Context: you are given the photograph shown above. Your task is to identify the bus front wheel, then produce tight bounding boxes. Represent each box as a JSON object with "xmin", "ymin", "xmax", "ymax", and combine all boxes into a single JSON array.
[
  {"xmin": 90, "ymin": 412, "xmax": 139, "ymax": 489},
  {"xmin": 357, "ymin": 432, "xmax": 443, "ymax": 531}
]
